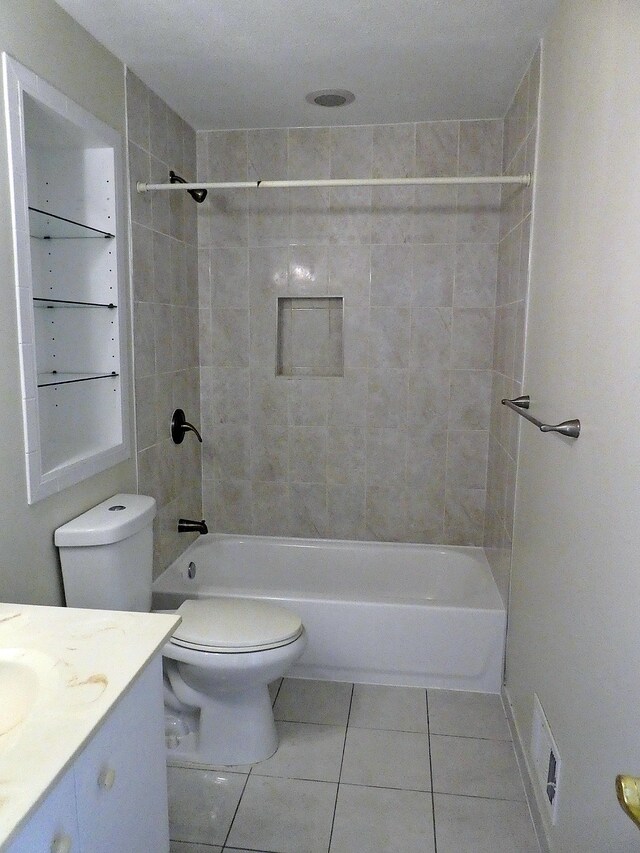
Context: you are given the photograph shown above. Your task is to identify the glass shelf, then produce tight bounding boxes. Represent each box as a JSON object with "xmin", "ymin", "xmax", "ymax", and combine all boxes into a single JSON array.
[
  {"xmin": 33, "ymin": 297, "xmax": 117, "ymax": 309},
  {"xmin": 29, "ymin": 207, "xmax": 115, "ymax": 240},
  {"xmin": 37, "ymin": 372, "xmax": 119, "ymax": 388}
]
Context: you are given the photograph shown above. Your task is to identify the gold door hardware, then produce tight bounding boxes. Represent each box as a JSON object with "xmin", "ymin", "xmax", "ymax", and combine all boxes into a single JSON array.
[{"xmin": 616, "ymin": 775, "xmax": 640, "ymax": 830}]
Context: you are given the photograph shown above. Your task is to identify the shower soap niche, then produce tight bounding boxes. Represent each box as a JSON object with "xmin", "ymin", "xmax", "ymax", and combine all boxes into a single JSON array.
[
  {"xmin": 3, "ymin": 54, "xmax": 130, "ymax": 503},
  {"xmin": 277, "ymin": 296, "xmax": 344, "ymax": 377}
]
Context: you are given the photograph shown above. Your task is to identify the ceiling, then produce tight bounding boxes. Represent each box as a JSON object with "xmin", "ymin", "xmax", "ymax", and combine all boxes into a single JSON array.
[{"xmin": 54, "ymin": 0, "xmax": 560, "ymax": 131}]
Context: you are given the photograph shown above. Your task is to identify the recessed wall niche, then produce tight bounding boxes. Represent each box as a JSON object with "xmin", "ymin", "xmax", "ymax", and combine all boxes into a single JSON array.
[
  {"xmin": 276, "ymin": 297, "xmax": 344, "ymax": 377},
  {"xmin": 3, "ymin": 54, "xmax": 130, "ymax": 503}
]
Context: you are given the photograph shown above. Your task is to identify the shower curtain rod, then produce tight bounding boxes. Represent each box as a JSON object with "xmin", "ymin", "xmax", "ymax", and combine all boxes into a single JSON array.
[{"xmin": 137, "ymin": 173, "xmax": 531, "ymax": 194}]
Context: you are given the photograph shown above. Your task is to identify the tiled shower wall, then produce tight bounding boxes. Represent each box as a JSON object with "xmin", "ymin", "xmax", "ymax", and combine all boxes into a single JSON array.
[
  {"xmin": 198, "ymin": 119, "xmax": 507, "ymax": 544},
  {"xmin": 484, "ymin": 50, "xmax": 540, "ymax": 602},
  {"xmin": 126, "ymin": 71, "xmax": 202, "ymax": 575}
]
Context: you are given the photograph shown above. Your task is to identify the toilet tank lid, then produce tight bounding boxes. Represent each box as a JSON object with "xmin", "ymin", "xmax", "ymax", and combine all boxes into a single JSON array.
[{"xmin": 54, "ymin": 494, "xmax": 157, "ymax": 547}]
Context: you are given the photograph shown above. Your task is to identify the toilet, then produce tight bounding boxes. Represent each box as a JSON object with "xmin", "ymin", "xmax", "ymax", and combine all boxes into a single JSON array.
[{"xmin": 54, "ymin": 494, "xmax": 307, "ymax": 766}]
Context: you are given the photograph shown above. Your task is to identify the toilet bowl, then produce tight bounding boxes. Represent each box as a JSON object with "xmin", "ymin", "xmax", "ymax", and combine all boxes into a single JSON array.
[
  {"xmin": 54, "ymin": 494, "xmax": 307, "ymax": 766},
  {"xmin": 162, "ymin": 597, "xmax": 307, "ymax": 765}
]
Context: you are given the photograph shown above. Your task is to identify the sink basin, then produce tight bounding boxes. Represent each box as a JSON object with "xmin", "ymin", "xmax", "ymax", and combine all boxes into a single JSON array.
[{"xmin": 0, "ymin": 648, "xmax": 53, "ymax": 739}]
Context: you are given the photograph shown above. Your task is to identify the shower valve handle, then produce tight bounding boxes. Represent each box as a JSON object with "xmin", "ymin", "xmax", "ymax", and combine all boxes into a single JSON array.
[{"xmin": 171, "ymin": 408, "xmax": 203, "ymax": 444}]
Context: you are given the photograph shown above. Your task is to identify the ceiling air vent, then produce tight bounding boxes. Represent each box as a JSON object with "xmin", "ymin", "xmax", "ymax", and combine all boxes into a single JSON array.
[{"xmin": 305, "ymin": 89, "xmax": 355, "ymax": 107}]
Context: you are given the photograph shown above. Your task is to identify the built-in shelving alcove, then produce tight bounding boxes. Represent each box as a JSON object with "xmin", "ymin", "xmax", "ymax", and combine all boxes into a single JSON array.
[{"xmin": 3, "ymin": 54, "xmax": 130, "ymax": 503}]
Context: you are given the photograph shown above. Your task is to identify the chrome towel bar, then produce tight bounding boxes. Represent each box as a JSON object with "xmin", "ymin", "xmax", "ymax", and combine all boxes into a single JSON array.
[{"xmin": 501, "ymin": 395, "xmax": 581, "ymax": 439}]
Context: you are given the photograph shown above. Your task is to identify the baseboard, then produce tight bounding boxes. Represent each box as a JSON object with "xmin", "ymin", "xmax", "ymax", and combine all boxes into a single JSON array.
[{"xmin": 502, "ymin": 684, "xmax": 551, "ymax": 853}]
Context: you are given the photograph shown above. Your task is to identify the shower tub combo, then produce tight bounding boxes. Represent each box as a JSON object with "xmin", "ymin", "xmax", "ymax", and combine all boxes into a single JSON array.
[{"xmin": 153, "ymin": 534, "xmax": 506, "ymax": 693}]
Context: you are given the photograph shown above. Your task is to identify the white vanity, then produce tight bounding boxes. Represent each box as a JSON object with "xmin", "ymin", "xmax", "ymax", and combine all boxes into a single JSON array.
[{"xmin": 0, "ymin": 604, "xmax": 180, "ymax": 852}]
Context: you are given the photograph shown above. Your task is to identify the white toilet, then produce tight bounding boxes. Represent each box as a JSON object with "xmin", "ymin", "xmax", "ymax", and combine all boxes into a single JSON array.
[{"xmin": 55, "ymin": 494, "xmax": 307, "ymax": 766}]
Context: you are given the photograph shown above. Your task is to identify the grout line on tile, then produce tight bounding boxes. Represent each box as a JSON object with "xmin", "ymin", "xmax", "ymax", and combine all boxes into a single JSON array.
[
  {"xmin": 271, "ymin": 678, "xmax": 284, "ymax": 707},
  {"xmin": 222, "ymin": 772, "xmax": 252, "ymax": 849},
  {"xmin": 429, "ymin": 731, "xmax": 513, "ymax": 742},
  {"xmin": 426, "ymin": 689, "xmax": 438, "ymax": 853},
  {"xmin": 275, "ymin": 719, "xmax": 348, "ymax": 729},
  {"xmin": 337, "ymin": 780, "xmax": 433, "ymax": 794},
  {"xmin": 348, "ymin": 722, "xmax": 431, "ymax": 734},
  {"xmin": 223, "ymin": 847, "xmax": 282, "ymax": 852},
  {"xmin": 327, "ymin": 682, "xmax": 354, "ymax": 851},
  {"xmin": 251, "ymin": 770, "xmax": 342, "ymax": 784},
  {"xmin": 431, "ymin": 789, "xmax": 528, "ymax": 803}
]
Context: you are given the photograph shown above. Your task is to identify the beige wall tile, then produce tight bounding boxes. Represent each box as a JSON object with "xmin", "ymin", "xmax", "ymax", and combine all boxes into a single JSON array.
[
  {"xmin": 196, "ymin": 117, "xmax": 511, "ymax": 546},
  {"xmin": 128, "ymin": 72, "xmax": 202, "ymax": 574},
  {"xmin": 372, "ymin": 124, "xmax": 415, "ymax": 179},
  {"xmin": 415, "ymin": 121, "xmax": 458, "ymax": 177},
  {"xmin": 330, "ymin": 126, "xmax": 373, "ymax": 179},
  {"xmin": 483, "ymin": 49, "xmax": 539, "ymax": 597},
  {"xmin": 459, "ymin": 120, "xmax": 503, "ymax": 177},
  {"xmin": 288, "ymin": 128, "xmax": 331, "ymax": 179},
  {"xmin": 412, "ymin": 244, "xmax": 455, "ymax": 307},
  {"xmin": 251, "ymin": 424, "xmax": 289, "ymax": 482}
]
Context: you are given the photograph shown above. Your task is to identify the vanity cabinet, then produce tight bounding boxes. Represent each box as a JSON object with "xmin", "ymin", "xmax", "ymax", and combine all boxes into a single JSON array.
[
  {"xmin": 3, "ymin": 54, "xmax": 130, "ymax": 504},
  {"xmin": 4, "ymin": 768, "xmax": 79, "ymax": 853},
  {"xmin": 5, "ymin": 658, "xmax": 169, "ymax": 853}
]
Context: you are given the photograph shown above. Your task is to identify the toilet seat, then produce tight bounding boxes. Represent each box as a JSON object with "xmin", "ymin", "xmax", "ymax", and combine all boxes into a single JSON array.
[{"xmin": 169, "ymin": 597, "xmax": 303, "ymax": 653}]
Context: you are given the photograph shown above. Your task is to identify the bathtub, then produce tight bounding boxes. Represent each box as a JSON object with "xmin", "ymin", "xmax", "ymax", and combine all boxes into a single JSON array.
[{"xmin": 152, "ymin": 534, "xmax": 506, "ymax": 693}]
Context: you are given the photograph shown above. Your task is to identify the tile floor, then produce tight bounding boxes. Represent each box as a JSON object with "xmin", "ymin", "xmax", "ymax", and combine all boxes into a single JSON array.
[{"xmin": 167, "ymin": 678, "xmax": 540, "ymax": 853}]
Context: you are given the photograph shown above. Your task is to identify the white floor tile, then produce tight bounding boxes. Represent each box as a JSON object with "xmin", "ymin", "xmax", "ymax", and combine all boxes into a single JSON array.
[
  {"xmin": 252, "ymin": 721, "xmax": 346, "ymax": 781},
  {"xmin": 167, "ymin": 765, "xmax": 247, "ymax": 846},
  {"xmin": 166, "ymin": 681, "xmax": 541, "ymax": 853},
  {"xmin": 273, "ymin": 677, "xmax": 352, "ymax": 725},
  {"xmin": 349, "ymin": 683, "xmax": 428, "ymax": 732},
  {"xmin": 226, "ymin": 775, "xmax": 337, "ymax": 853},
  {"xmin": 434, "ymin": 793, "xmax": 540, "ymax": 853},
  {"xmin": 428, "ymin": 689, "xmax": 512, "ymax": 740},
  {"xmin": 330, "ymin": 784, "xmax": 435, "ymax": 853},
  {"xmin": 431, "ymin": 735, "xmax": 526, "ymax": 800},
  {"xmin": 341, "ymin": 727, "xmax": 431, "ymax": 791}
]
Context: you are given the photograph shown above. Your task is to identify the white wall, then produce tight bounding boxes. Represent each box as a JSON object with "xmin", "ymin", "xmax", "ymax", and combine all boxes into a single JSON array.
[
  {"xmin": 505, "ymin": 2, "xmax": 640, "ymax": 850},
  {"xmin": 0, "ymin": 0, "xmax": 135, "ymax": 605}
]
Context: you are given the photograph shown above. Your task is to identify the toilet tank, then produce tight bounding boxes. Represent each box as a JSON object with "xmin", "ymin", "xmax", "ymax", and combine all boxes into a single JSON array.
[{"xmin": 54, "ymin": 494, "xmax": 156, "ymax": 612}]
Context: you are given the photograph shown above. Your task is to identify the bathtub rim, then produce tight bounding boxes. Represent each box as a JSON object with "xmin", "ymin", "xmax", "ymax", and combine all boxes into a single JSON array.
[{"xmin": 153, "ymin": 532, "xmax": 505, "ymax": 613}]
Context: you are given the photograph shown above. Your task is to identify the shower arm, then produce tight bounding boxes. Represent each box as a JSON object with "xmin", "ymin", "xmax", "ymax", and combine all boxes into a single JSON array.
[{"xmin": 168, "ymin": 170, "xmax": 207, "ymax": 203}]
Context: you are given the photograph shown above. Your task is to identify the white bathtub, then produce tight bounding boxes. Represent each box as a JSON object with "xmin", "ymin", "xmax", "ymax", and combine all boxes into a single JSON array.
[{"xmin": 152, "ymin": 534, "xmax": 506, "ymax": 693}]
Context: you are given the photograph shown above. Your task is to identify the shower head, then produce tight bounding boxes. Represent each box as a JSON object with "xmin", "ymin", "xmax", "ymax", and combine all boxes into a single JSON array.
[{"xmin": 169, "ymin": 170, "xmax": 207, "ymax": 203}]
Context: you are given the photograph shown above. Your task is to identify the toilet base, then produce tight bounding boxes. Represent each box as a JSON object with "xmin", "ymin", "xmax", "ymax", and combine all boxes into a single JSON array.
[
  {"xmin": 164, "ymin": 661, "xmax": 280, "ymax": 766},
  {"xmin": 199, "ymin": 683, "xmax": 278, "ymax": 765}
]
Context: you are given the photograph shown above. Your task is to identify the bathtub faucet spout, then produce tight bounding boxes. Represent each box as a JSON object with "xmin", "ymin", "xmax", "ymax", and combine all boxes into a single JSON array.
[{"xmin": 178, "ymin": 518, "xmax": 208, "ymax": 535}]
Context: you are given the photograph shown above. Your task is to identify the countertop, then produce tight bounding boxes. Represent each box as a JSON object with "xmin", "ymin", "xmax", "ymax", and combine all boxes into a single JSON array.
[{"xmin": 0, "ymin": 603, "xmax": 180, "ymax": 849}]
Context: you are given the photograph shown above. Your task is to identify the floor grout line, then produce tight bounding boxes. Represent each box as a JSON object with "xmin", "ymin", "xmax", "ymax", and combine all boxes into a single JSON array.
[
  {"xmin": 432, "ymin": 789, "xmax": 530, "ymax": 803},
  {"xmin": 429, "ymin": 731, "xmax": 514, "ymax": 742},
  {"xmin": 326, "ymin": 681, "xmax": 354, "ymax": 852},
  {"xmin": 426, "ymin": 688, "xmax": 438, "ymax": 853},
  {"xmin": 221, "ymin": 772, "xmax": 251, "ymax": 850},
  {"xmin": 271, "ymin": 678, "xmax": 284, "ymax": 707}
]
